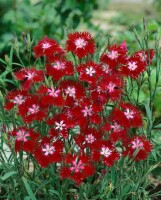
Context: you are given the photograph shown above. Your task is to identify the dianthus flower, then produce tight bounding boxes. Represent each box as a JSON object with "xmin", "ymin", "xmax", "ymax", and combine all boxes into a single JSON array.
[
  {"xmin": 18, "ymin": 95, "xmax": 48, "ymax": 123},
  {"xmin": 60, "ymin": 154, "xmax": 95, "ymax": 185},
  {"xmin": 102, "ymin": 119, "xmax": 128, "ymax": 143},
  {"xmin": 109, "ymin": 128, "xmax": 128, "ymax": 143},
  {"xmin": 89, "ymin": 86, "xmax": 109, "ymax": 110},
  {"xmin": 71, "ymin": 98, "xmax": 102, "ymax": 127},
  {"xmin": 120, "ymin": 56, "xmax": 146, "ymax": 79},
  {"xmin": 4, "ymin": 90, "xmax": 28, "ymax": 110},
  {"xmin": 123, "ymin": 136, "xmax": 152, "ymax": 161},
  {"xmin": 14, "ymin": 68, "xmax": 44, "ymax": 90},
  {"xmin": 10, "ymin": 127, "xmax": 40, "ymax": 152},
  {"xmin": 47, "ymin": 113, "xmax": 76, "ymax": 138},
  {"xmin": 134, "ymin": 49, "xmax": 155, "ymax": 65},
  {"xmin": 33, "ymin": 36, "xmax": 64, "ymax": 58},
  {"xmin": 59, "ymin": 80, "xmax": 85, "ymax": 103},
  {"xmin": 77, "ymin": 61, "xmax": 103, "ymax": 85},
  {"xmin": 46, "ymin": 58, "xmax": 74, "ymax": 80},
  {"xmin": 75, "ymin": 127, "xmax": 103, "ymax": 150},
  {"xmin": 99, "ymin": 75, "xmax": 124, "ymax": 101},
  {"xmin": 33, "ymin": 136, "xmax": 63, "ymax": 167},
  {"xmin": 36, "ymin": 85, "xmax": 64, "ymax": 106},
  {"xmin": 92, "ymin": 140, "xmax": 120, "ymax": 166},
  {"xmin": 66, "ymin": 32, "xmax": 96, "ymax": 58},
  {"xmin": 3, "ymin": 32, "xmax": 155, "ymax": 186},
  {"xmin": 110, "ymin": 103, "xmax": 143, "ymax": 129},
  {"xmin": 100, "ymin": 42, "xmax": 127, "ymax": 69}
]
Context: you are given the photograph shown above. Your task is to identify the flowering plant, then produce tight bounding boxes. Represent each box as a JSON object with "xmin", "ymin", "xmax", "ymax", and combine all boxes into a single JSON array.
[{"xmin": 0, "ymin": 30, "xmax": 160, "ymax": 199}]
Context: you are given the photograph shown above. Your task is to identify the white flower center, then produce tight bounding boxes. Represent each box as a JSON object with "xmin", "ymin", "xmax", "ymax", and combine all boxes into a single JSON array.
[
  {"xmin": 108, "ymin": 50, "xmax": 119, "ymax": 59},
  {"xmin": 127, "ymin": 61, "xmax": 137, "ymax": 71},
  {"xmin": 82, "ymin": 106, "xmax": 93, "ymax": 117},
  {"xmin": 75, "ymin": 38, "xmax": 87, "ymax": 49},
  {"xmin": 48, "ymin": 88, "xmax": 60, "ymax": 97},
  {"xmin": 100, "ymin": 146, "xmax": 112, "ymax": 157},
  {"xmin": 65, "ymin": 86, "xmax": 76, "ymax": 97},
  {"xmin": 55, "ymin": 120, "xmax": 66, "ymax": 131},
  {"xmin": 52, "ymin": 61, "xmax": 65, "ymax": 70},
  {"xmin": 124, "ymin": 109, "xmax": 134, "ymax": 119},
  {"xmin": 42, "ymin": 42, "xmax": 51, "ymax": 49},
  {"xmin": 131, "ymin": 138, "xmax": 144, "ymax": 149},
  {"xmin": 16, "ymin": 129, "xmax": 30, "ymax": 142},
  {"xmin": 86, "ymin": 67, "xmax": 96, "ymax": 76},
  {"xmin": 28, "ymin": 104, "xmax": 39, "ymax": 114},
  {"xmin": 106, "ymin": 82, "xmax": 116, "ymax": 93},
  {"xmin": 70, "ymin": 160, "xmax": 84, "ymax": 172},
  {"xmin": 102, "ymin": 65, "xmax": 111, "ymax": 74},
  {"xmin": 13, "ymin": 95, "xmax": 25, "ymax": 105},
  {"xmin": 111, "ymin": 122, "xmax": 121, "ymax": 132},
  {"xmin": 42, "ymin": 144, "xmax": 55, "ymax": 156},
  {"xmin": 25, "ymin": 72, "xmax": 35, "ymax": 80},
  {"xmin": 85, "ymin": 134, "xmax": 95, "ymax": 144}
]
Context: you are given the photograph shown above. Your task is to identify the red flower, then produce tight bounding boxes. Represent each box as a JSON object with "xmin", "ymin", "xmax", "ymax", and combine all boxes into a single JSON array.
[
  {"xmin": 4, "ymin": 90, "xmax": 28, "ymax": 110},
  {"xmin": 100, "ymin": 42, "xmax": 127, "ymax": 69},
  {"xmin": 47, "ymin": 113, "xmax": 76, "ymax": 139},
  {"xmin": 134, "ymin": 49, "xmax": 155, "ymax": 65},
  {"xmin": 33, "ymin": 36, "xmax": 64, "ymax": 58},
  {"xmin": 66, "ymin": 32, "xmax": 96, "ymax": 58},
  {"xmin": 18, "ymin": 95, "xmax": 48, "ymax": 124},
  {"xmin": 120, "ymin": 56, "xmax": 146, "ymax": 79},
  {"xmin": 123, "ymin": 136, "xmax": 152, "ymax": 161},
  {"xmin": 60, "ymin": 155, "xmax": 95, "ymax": 185},
  {"xmin": 92, "ymin": 140, "xmax": 120, "ymax": 166},
  {"xmin": 36, "ymin": 85, "xmax": 64, "ymax": 107},
  {"xmin": 14, "ymin": 68, "xmax": 44, "ymax": 90},
  {"xmin": 60, "ymin": 80, "xmax": 85, "ymax": 100},
  {"xmin": 46, "ymin": 58, "xmax": 74, "ymax": 80},
  {"xmin": 75, "ymin": 127, "xmax": 103, "ymax": 150},
  {"xmin": 71, "ymin": 98, "xmax": 102, "ymax": 127},
  {"xmin": 99, "ymin": 74, "xmax": 124, "ymax": 101},
  {"xmin": 110, "ymin": 129, "xmax": 128, "ymax": 143},
  {"xmin": 33, "ymin": 136, "xmax": 63, "ymax": 167},
  {"xmin": 89, "ymin": 88, "xmax": 109, "ymax": 110},
  {"xmin": 110, "ymin": 103, "xmax": 143, "ymax": 129},
  {"xmin": 77, "ymin": 61, "xmax": 103, "ymax": 85},
  {"xmin": 10, "ymin": 127, "xmax": 40, "ymax": 153},
  {"xmin": 3, "ymin": 102, "xmax": 15, "ymax": 111}
]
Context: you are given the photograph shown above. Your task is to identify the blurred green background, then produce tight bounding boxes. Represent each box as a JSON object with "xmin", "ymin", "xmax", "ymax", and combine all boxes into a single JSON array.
[{"xmin": 1, "ymin": 0, "xmax": 160, "ymax": 53}]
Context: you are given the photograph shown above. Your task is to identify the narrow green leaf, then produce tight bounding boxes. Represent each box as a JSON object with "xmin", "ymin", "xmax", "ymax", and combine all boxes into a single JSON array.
[
  {"xmin": 0, "ymin": 70, "xmax": 10, "ymax": 78},
  {"xmin": 151, "ymin": 150, "xmax": 157, "ymax": 161},
  {"xmin": 1, "ymin": 171, "xmax": 17, "ymax": 181},
  {"xmin": 34, "ymin": 179, "xmax": 53, "ymax": 195},
  {"xmin": 122, "ymin": 185, "xmax": 131, "ymax": 195},
  {"xmin": 9, "ymin": 47, "xmax": 13, "ymax": 66},
  {"xmin": 49, "ymin": 189, "xmax": 60, "ymax": 197},
  {"xmin": 12, "ymin": 62, "xmax": 24, "ymax": 67},
  {"xmin": 92, "ymin": 194, "xmax": 101, "ymax": 200},
  {"xmin": 0, "ymin": 58, "xmax": 6, "ymax": 65},
  {"xmin": 111, "ymin": 166, "xmax": 116, "ymax": 184},
  {"xmin": 22, "ymin": 177, "xmax": 36, "ymax": 200},
  {"xmin": 24, "ymin": 196, "xmax": 31, "ymax": 200},
  {"xmin": 144, "ymin": 100, "xmax": 152, "ymax": 121},
  {"xmin": 153, "ymin": 123, "xmax": 161, "ymax": 129}
]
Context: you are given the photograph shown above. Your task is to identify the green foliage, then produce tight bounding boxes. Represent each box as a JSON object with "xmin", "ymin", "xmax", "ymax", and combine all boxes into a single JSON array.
[{"xmin": 0, "ymin": 0, "xmax": 97, "ymax": 53}]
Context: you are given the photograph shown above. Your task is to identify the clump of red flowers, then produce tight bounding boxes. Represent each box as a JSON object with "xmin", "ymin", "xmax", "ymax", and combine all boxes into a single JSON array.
[{"xmin": 4, "ymin": 32, "xmax": 154, "ymax": 185}]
